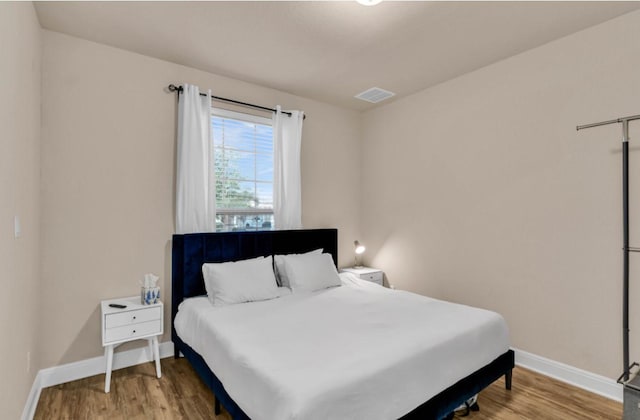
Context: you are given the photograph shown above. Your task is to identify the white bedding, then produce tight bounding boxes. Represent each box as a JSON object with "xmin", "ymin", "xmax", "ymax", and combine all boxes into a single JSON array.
[{"xmin": 174, "ymin": 274, "xmax": 509, "ymax": 420}]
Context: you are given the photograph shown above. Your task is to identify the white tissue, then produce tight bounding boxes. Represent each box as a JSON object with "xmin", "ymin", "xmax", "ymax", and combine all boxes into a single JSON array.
[{"xmin": 141, "ymin": 273, "xmax": 159, "ymax": 289}]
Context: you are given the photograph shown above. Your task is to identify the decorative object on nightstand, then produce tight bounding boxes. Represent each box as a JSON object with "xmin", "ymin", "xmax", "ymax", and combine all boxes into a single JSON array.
[
  {"xmin": 341, "ymin": 266, "xmax": 384, "ymax": 286},
  {"xmin": 140, "ymin": 273, "xmax": 160, "ymax": 305},
  {"xmin": 101, "ymin": 296, "xmax": 164, "ymax": 393},
  {"xmin": 353, "ymin": 240, "xmax": 366, "ymax": 268}
]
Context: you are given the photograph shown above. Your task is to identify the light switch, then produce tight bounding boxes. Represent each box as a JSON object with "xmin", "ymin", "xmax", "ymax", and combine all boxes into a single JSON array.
[{"xmin": 14, "ymin": 216, "xmax": 21, "ymax": 238}]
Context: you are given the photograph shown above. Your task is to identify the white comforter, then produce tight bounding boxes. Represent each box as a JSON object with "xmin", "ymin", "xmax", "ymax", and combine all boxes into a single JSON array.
[{"xmin": 174, "ymin": 274, "xmax": 509, "ymax": 420}]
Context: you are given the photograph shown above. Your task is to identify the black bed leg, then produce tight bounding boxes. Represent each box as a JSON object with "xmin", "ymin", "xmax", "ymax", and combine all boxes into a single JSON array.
[
  {"xmin": 174, "ymin": 344, "xmax": 180, "ymax": 359},
  {"xmin": 214, "ymin": 396, "xmax": 221, "ymax": 415},
  {"xmin": 505, "ymin": 369, "xmax": 513, "ymax": 390}
]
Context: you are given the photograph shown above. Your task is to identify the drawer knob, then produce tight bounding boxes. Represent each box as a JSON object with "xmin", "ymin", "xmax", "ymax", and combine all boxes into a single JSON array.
[
  {"xmin": 133, "ymin": 330, "xmax": 136, "ymax": 333},
  {"xmin": 133, "ymin": 316, "xmax": 136, "ymax": 320}
]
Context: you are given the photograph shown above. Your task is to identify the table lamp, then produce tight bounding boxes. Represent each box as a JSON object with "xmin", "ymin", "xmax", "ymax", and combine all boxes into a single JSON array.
[{"xmin": 354, "ymin": 240, "xmax": 366, "ymax": 268}]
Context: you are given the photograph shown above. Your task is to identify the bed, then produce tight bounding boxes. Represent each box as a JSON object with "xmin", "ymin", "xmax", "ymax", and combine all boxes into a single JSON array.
[{"xmin": 171, "ymin": 229, "xmax": 514, "ymax": 419}]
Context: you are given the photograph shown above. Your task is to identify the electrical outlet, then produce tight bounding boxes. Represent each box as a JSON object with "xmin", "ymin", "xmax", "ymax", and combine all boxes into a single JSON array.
[{"xmin": 27, "ymin": 351, "xmax": 31, "ymax": 373}]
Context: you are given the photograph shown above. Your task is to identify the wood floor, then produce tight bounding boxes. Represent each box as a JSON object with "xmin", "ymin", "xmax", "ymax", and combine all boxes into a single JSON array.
[{"xmin": 34, "ymin": 358, "xmax": 622, "ymax": 419}]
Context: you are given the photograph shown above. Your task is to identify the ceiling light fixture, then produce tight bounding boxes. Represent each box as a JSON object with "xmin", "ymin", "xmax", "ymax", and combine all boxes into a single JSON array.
[{"xmin": 356, "ymin": 0, "xmax": 383, "ymax": 6}]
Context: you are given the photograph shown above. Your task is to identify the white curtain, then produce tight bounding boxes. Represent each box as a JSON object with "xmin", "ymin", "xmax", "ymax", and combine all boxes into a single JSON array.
[
  {"xmin": 176, "ymin": 84, "xmax": 216, "ymax": 234},
  {"xmin": 273, "ymin": 106, "xmax": 304, "ymax": 230}
]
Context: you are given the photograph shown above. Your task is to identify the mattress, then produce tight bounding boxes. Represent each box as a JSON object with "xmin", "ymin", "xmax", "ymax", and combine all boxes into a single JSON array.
[{"xmin": 174, "ymin": 274, "xmax": 509, "ymax": 420}]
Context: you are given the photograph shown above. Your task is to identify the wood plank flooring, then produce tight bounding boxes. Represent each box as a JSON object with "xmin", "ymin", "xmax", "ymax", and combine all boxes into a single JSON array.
[{"xmin": 34, "ymin": 358, "xmax": 622, "ymax": 419}]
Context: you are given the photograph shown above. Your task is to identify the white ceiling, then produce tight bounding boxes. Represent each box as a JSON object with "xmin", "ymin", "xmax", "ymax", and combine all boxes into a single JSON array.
[{"xmin": 34, "ymin": 1, "xmax": 640, "ymax": 111}]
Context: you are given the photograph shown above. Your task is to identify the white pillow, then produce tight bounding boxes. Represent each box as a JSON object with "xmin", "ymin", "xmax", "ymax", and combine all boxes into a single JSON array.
[
  {"xmin": 282, "ymin": 252, "xmax": 341, "ymax": 293},
  {"xmin": 202, "ymin": 256, "xmax": 280, "ymax": 306},
  {"xmin": 274, "ymin": 248, "xmax": 323, "ymax": 288}
]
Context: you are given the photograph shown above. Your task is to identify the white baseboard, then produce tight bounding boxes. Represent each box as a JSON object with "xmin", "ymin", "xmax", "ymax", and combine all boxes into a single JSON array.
[
  {"xmin": 513, "ymin": 347, "xmax": 623, "ymax": 402},
  {"xmin": 21, "ymin": 341, "xmax": 174, "ymax": 420}
]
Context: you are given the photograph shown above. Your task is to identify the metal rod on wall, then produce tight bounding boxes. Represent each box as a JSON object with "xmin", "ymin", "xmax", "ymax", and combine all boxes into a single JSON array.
[
  {"xmin": 623, "ymin": 122, "xmax": 630, "ymax": 383},
  {"xmin": 576, "ymin": 114, "xmax": 640, "ymax": 131},
  {"xmin": 168, "ymin": 84, "xmax": 306, "ymax": 119},
  {"xmin": 577, "ymin": 114, "xmax": 639, "ymax": 383}
]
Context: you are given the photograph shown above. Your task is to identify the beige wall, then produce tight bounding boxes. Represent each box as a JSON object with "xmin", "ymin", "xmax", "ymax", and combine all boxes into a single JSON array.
[
  {"xmin": 361, "ymin": 10, "xmax": 640, "ymax": 378},
  {"xmin": 40, "ymin": 30, "xmax": 361, "ymax": 367},
  {"xmin": 0, "ymin": 2, "xmax": 42, "ymax": 417}
]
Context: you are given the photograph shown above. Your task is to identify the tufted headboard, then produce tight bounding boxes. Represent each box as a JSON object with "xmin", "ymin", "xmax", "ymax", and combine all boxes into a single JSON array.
[{"xmin": 171, "ymin": 229, "xmax": 338, "ymax": 346}]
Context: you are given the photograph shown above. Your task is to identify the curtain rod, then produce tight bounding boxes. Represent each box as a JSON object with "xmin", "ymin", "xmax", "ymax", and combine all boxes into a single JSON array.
[{"xmin": 168, "ymin": 84, "xmax": 305, "ymax": 119}]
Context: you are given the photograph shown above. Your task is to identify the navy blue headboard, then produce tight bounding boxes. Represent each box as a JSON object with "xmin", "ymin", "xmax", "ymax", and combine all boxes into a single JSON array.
[{"xmin": 171, "ymin": 229, "xmax": 338, "ymax": 345}]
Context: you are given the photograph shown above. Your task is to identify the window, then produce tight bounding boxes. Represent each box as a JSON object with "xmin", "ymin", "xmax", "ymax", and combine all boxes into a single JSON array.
[{"xmin": 212, "ymin": 108, "xmax": 274, "ymax": 232}]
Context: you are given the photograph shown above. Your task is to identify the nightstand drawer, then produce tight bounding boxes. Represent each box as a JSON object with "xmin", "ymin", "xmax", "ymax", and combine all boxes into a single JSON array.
[
  {"xmin": 105, "ymin": 306, "xmax": 161, "ymax": 329},
  {"xmin": 104, "ymin": 320, "xmax": 162, "ymax": 343},
  {"xmin": 360, "ymin": 271, "xmax": 383, "ymax": 285}
]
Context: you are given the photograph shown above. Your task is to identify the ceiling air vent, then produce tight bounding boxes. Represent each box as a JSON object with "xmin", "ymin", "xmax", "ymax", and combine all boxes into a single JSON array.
[{"xmin": 354, "ymin": 87, "xmax": 395, "ymax": 103}]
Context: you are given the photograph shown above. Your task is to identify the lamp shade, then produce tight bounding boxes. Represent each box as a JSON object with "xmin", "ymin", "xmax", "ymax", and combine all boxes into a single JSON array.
[{"xmin": 354, "ymin": 240, "xmax": 366, "ymax": 255}]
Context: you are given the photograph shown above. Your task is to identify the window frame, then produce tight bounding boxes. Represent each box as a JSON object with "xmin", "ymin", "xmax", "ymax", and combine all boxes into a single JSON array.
[{"xmin": 211, "ymin": 107, "xmax": 274, "ymax": 230}]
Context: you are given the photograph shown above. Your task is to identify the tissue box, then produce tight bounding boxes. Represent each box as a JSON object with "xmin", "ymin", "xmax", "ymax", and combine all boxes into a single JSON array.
[{"xmin": 141, "ymin": 287, "xmax": 160, "ymax": 305}]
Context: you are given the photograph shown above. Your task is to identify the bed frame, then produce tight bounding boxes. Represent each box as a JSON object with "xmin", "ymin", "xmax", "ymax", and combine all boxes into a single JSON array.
[{"xmin": 172, "ymin": 229, "xmax": 514, "ymax": 419}]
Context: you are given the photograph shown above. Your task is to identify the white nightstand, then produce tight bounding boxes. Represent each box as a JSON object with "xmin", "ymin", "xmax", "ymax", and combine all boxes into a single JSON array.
[
  {"xmin": 101, "ymin": 296, "xmax": 164, "ymax": 393},
  {"xmin": 341, "ymin": 267, "xmax": 384, "ymax": 286}
]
